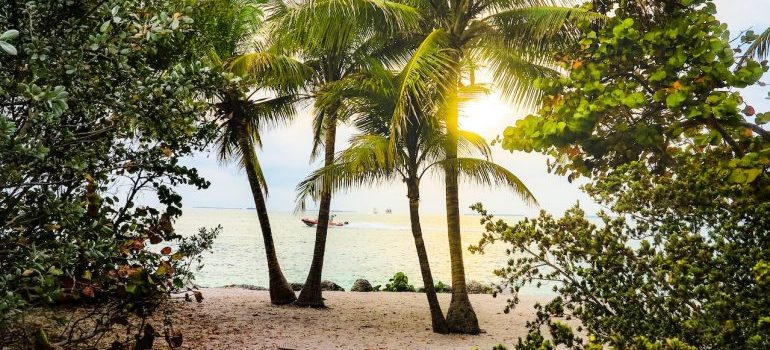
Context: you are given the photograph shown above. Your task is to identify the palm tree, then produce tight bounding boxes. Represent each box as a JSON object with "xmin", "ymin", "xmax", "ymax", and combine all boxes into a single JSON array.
[
  {"xmin": 196, "ymin": 0, "xmax": 310, "ymax": 305},
  {"xmin": 259, "ymin": 0, "xmax": 420, "ymax": 307},
  {"xmin": 390, "ymin": 0, "xmax": 603, "ymax": 333},
  {"xmin": 214, "ymin": 94, "xmax": 300, "ymax": 305},
  {"xmin": 295, "ymin": 67, "xmax": 536, "ymax": 333}
]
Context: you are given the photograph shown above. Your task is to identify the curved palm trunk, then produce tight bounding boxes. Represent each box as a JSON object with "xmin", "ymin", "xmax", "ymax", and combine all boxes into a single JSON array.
[
  {"xmin": 407, "ymin": 177, "xmax": 449, "ymax": 334},
  {"xmin": 443, "ymin": 82, "xmax": 480, "ymax": 334},
  {"xmin": 238, "ymin": 131, "xmax": 296, "ymax": 305},
  {"xmin": 295, "ymin": 115, "xmax": 337, "ymax": 307}
]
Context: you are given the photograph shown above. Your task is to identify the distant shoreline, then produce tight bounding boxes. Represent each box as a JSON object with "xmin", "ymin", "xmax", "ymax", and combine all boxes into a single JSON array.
[
  {"xmin": 188, "ymin": 206, "xmax": 546, "ymax": 216},
  {"xmin": 191, "ymin": 206, "xmax": 358, "ymax": 213}
]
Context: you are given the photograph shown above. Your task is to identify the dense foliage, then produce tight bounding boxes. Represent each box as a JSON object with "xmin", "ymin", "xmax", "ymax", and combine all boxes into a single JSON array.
[
  {"xmin": 476, "ymin": 0, "xmax": 770, "ymax": 349},
  {"xmin": 503, "ymin": 0, "xmax": 769, "ymax": 187},
  {"xmin": 474, "ymin": 152, "xmax": 770, "ymax": 348},
  {"xmin": 0, "ymin": 0, "xmax": 230, "ymax": 347}
]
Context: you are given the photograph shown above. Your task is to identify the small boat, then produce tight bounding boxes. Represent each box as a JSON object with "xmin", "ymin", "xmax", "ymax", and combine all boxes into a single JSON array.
[{"xmin": 301, "ymin": 215, "xmax": 348, "ymax": 227}]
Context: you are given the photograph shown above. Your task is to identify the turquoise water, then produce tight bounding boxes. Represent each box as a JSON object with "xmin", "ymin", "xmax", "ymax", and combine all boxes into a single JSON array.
[{"xmin": 175, "ymin": 208, "xmax": 519, "ymax": 292}]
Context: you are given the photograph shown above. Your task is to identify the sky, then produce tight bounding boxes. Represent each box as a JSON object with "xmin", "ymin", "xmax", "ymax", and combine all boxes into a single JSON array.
[{"xmin": 168, "ymin": 0, "xmax": 770, "ymax": 216}]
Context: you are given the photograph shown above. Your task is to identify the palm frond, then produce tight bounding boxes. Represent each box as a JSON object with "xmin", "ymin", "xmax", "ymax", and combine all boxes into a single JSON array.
[
  {"xmin": 740, "ymin": 27, "xmax": 770, "ymax": 67},
  {"xmin": 295, "ymin": 135, "xmax": 397, "ymax": 211},
  {"xmin": 227, "ymin": 52, "xmax": 313, "ymax": 93},
  {"xmin": 353, "ymin": 32, "xmax": 427, "ymax": 70},
  {"xmin": 214, "ymin": 94, "xmax": 297, "ymax": 192},
  {"xmin": 474, "ymin": 42, "xmax": 559, "ymax": 108},
  {"xmin": 391, "ymin": 28, "xmax": 455, "ymax": 147},
  {"xmin": 215, "ymin": 121, "xmax": 243, "ymax": 165},
  {"xmin": 295, "ymin": 163, "xmax": 395, "ymax": 211},
  {"xmin": 247, "ymin": 95, "xmax": 299, "ymax": 129},
  {"xmin": 313, "ymin": 76, "xmax": 367, "ymax": 117},
  {"xmin": 486, "ymin": 6, "xmax": 605, "ymax": 42},
  {"xmin": 425, "ymin": 157, "xmax": 538, "ymax": 206},
  {"xmin": 418, "ymin": 128, "xmax": 491, "ymax": 162},
  {"xmin": 244, "ymin": 144, "xmax": 270, "ymax": 195},
  {"xmin": 190, "ymin": 0, "xmax": 264, "ymax": 64},
  {"xmin": 480, "ymin": 5, "xmax": 605, "ymax": 63},
  {"xmin": 457, "ymin": 130, "xmax": 492, "ymax": 159},
  {"xmin": 342, "ymin": 134, "xmax": 395, "ymax": 167},
  {"xmin": 267, "ymin": 0, "xmax": 420, "ymax": 57},
  {"xmin": 214, "ymin": 115, "xmax": 270, "ymax": 195},
  {"xmin": 480, "ymin": 0, "xmax": 571, "ymax": 14},
  {"xmin": 309, "ymin": 109, "xmax": 327, "ymax": 161},
  {"xmin": 457, "ymin": 83, "xmax": 492, "ymax": 105}
]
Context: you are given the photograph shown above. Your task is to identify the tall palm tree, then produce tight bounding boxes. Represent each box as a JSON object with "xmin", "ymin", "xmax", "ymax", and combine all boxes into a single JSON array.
[
  {"xmin": 196, "ymin": 0, "xmax": 310, "ymax": 305},
  {"xmin": 214, "ymin": 94, "xmax": 300, "ymax": 305},
  {"xmin": 295, "ymin": 67, "xmax": 536, "ymax": 333},
  {"xmin": 390, "ymin": 0, "xmax": 603, "ymax": 333},
  {"xmin": 259, "ymin": 0, "xmax": 420, "ymax": 307}
]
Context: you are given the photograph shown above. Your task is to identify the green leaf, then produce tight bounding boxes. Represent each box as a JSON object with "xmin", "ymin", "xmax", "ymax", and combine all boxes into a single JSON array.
[
  {"xmin": 666, "ymin": 91, "xmax": 687, "ymax": 108},
  {"xmin": 667, "ymin": 50, "xmax": 687, "ymax": 67},
  {"xmin": 622, "ymin": 92, "xmax": 645, "ymax": 108},
  {"xmin": 728, "ymin": 169, "xmax": 747, "ymax": 183},
  {"xmin": 0, "ymin": 29, "xmax": 19, "ymax": 41},
  {"xmin": 649, "ymin": 70, "xmax": 667, "ymax": 83},
  {"xmin": 0, "ymin": 41, "xmax": 17, "ymax": 55},
  {"xmin": 756, "ymin": 112, "xmax": 770, "ymax": 125},
  {"xmin": 745, "ymin": 168, "xmax": 762, "ymax": 183}
]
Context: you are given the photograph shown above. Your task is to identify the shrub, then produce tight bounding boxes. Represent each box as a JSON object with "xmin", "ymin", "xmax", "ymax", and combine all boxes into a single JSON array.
[
  {"xmin": 384, "ymin": 272, "xmax": 416, "ymax": 292},
  {"xmin": 0, "ymin": 0, "xmax": 231, "ymax": 347},
  {"xmin": 486, "ymin": 0, "xmax": 770, "ymax": 348},
  {"xmin": 473, "ymin": 154, "xmax": 770, "ymax": 349}
]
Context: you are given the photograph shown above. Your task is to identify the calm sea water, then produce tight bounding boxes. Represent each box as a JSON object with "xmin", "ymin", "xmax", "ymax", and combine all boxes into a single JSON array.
[{"xmin": 175, "ymin": 208, "xmax": 521, "ymax": 292}]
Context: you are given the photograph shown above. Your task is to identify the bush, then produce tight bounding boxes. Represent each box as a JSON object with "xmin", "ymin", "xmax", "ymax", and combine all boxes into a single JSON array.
[
  {"xmin": 472, "ymin": 154, "xmax": 770, "ymax": 349},
  {"xmin": 418, "ymin": 281, "xmax": 451, "ymax": 293},
  {"xmin": 384, "ymin": 272, "xmax": 416, "ymax": 292},
  {"xmin": 486, "ymin": 0, "xmax": 770, "ymax": 348},
  {"xmin": 434, "ymin": 281, "xmax": 449, "ymax": 293},
  {"xmin": 0, "ymin": 0, "xmax": 231, "ymax": 347}
]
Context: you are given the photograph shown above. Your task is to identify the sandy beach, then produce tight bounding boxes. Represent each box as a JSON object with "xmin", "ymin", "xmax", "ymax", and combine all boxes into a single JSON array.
[{"xmin": 169, "ymin": 288, "xmax": 551, "ymax": 349}]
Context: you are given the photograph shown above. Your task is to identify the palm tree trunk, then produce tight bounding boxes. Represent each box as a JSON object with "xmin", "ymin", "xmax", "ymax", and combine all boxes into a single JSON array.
[
  {"xmin": 238, "ymin": 131, "xmax": 296, "ymax": 305},
  {"xmin": 443, "ymin": 82, "xmax": 480, "ymax": 334},
  {"xmin": 295, "ymin": 115, "xmax": 337, "ymax": 307},
  {"xmin": 407, "ymin": 177, "xmax": 449, "ymax": 334}
]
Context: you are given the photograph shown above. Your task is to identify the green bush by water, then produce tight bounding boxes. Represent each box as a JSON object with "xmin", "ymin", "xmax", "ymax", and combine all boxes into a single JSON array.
[{"xmin": 384, "ymin": 272, "xmax": 416, "ymax": 292}]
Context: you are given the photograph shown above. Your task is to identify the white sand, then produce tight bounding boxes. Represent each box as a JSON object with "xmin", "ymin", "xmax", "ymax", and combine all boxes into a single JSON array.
[{"xmin": 170, "ymin": 288, "xmax": 551, "ymax": 349}]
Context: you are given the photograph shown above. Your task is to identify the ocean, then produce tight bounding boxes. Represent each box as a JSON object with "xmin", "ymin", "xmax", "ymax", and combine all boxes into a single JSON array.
[{"xmin": 175, "ymin": 208, "xmax": 524, "ymax": 292}]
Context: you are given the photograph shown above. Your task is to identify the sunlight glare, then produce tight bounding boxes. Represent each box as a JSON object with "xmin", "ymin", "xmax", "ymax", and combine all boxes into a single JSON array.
[{"xmin": 459, "ymin": 93, "xmax": 517, "ymax": 139}]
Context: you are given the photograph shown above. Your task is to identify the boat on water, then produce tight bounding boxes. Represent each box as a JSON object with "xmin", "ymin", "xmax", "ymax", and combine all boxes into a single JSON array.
[{"xmin": 301, "ymin": 215, "xmax": 348, "ymax": 227}]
